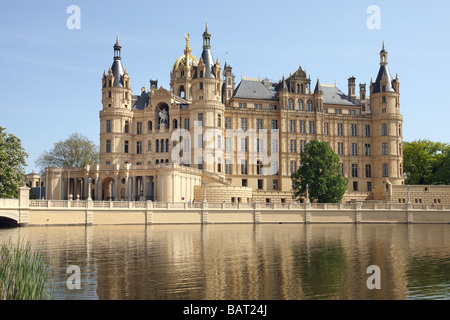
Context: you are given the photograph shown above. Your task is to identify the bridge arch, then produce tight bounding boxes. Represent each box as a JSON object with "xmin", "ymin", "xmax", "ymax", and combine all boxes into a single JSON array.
[{"xmin": 0, "ymin": 211, "xmax": 19, "ymax": 227}]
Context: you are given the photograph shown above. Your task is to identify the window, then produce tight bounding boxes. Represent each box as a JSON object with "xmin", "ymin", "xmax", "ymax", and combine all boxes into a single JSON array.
[
  {"xmin": 307, "ymin": 100, "xmax": 313, "ymax": 111},
  {"xmin": 124, "ymin": 121, "xmax": 129, "ymax": 133},
  {"xmin": 352, "ymin": 164, "xmax": 358, "ymax": 178},
  {"xmin": 256, "ymin": 119, "xmax": 263, "ymax": 132},
  {"xmin": 351, "ymin": 143, "xmax": 358, "ymax": 156},
  {"xmin": 148, "ymin": 121, "xmax": 153, "ymax": 132},
  {"xmin": 298, "ymin": 100, "xmax": 303, "ymax": 111},
  {"xmin": 290, "ymin": 140, "xmax": 296, "ymax": 153},
  {"xmin": 156, "ymin": 140, "xmax": 159, "ymax": 153},
  {"xmin": 198, "ymin": 134, "xmax": 203, "ymax": 148},
  {"xmin": 350, "ymin": 124, "xmax": 357, "ymax": 136},
  {"xmin": 271, "ymin": 120, "xmax": 278, "ymax": 130},
  {"xmin": 198, "ymin": 113, "xmax": 203, "ymax": 126},
  {"xmin": 382, "ymin": 124, "xmax": 388, "ymax": 136},
  {"xmin": 257, "ymin": 179, "xmax": 263, "ymax": 190},
  {"xmin": 136, "ymin": 141, "xmax": 143, "ymax": 154},
  {"xmin": 337, "ymin": 123, "xmax": 343, "ymax": 136},
  {"xmin": 340, "ymin": 163, "xmax": 344, "ymax": 176},
  {"xmin": 271, "ymin": 161, "xmax": 279, "ymax": 175},
  {"xmin": 365, "ymin": 144, "xmax": 371, "ymax": 156},
  {"xmin": 257, "ymin": 161, "xmax": 263, "ymax": 175},
  {"xmin": 288, "ymin": 99, "xmax": 294, "ymax": 110},
  {"xmin": 200, "ymin": 71, "xmax": 203, "ymax": 78},
  {"xmin": 299, "ymin": 121, "xmax": 305, "ymax": 133},
  {"xmin": 324, "ymin": 123, "xmax": 329, "ymax": 135},
  {"xmin": 240, "ymin": 138, "xmax": 248, "ymax": 152},
  {"xmin": 173, "ymin": 119, "xmax": 178, "ymax": 129},
  {"xmin": 289, "ymin": 120, "xmax": 296, "ymax": 133},
  {"xmin": 353, "ymin": 181, "xmax": 358, "ymax": 191},
  {"xmin": 225, "ymin": 160, "xmax": 232, "ymax": 174},
  {"xmin": 256, "ymin": 139, "xmax": 263, "ymax": 153},
  {"xmin": 106, "ymin": 140, "xmax": 111, "ymax": 153},
  {"xmin": 382, "ymin": 143, "xmax": 388, "ymax": 155},
  {"xmin": 199, "ymin": 82, "xmax": 203, "ymax": 90},
  {"xmin": 161, "ymin": 139, "xmax": 165, "ymax": 153},
  {"xmin": 137, "ymin": 122, "xmax": 143, "ymax": 134},
  {"xmin": 309, "ymin": 121, "xmax": 315, "ymax": 134},
  {"xmin": 299, "ymin": 140, "xmax": 306, "ymax": 153},
  {"xmin": 217, "ymin": 114, "xmax": 221, "ymax": 127},
  {"xmin": 242, "ymin": 179, "xmax": 247, "ymax": 187},
  {"xmin": 271, "ymin": 139, "xmax": 279, "ymax": 153},
  {"xmin": 185, "ymin": 119, "xmax": 190, "ymax": 130},
  {"xmin": 148, "ymin": 140, "xmax": 151, "ymax": 151},
  {"xmin": 382, "ymin": 163, "xmax": 389, "ymax": 177},
  {"xmin": 365, "ymin": 164, "xmax": 372, "ymax": 178},
  {"xmin": 382, "ymin": 96, "xmax": 386, "ymax": 103},
  {"xmin": 290, "ymin": 161, "xmax": 297, "ymax": 175},
  {"xmin": 124, "ymin": 140, "xmax": 129, "ymax": 154},
  {"xmin": 225, "ymin": 117, "xmax": 231, "ymax": 130},
  {"xmin": 106, "ymin": 120, "xmax": 111, "ymax": 133},
  {"xmin": 225, "ymin": 137, "xmax": 232, "ymax": 151},
  {"xmin": 273, "ymin": 179, "xmax": 279, "ymax": 190},
  {"xmin": 241, "ymin": 118, "xmax": 247, "ymax": 131},
  {"xmin": 367, "ymin": 182, "xmax": 372, "ymax": 192},
  {"xmin": 198, "ymin": 158, "xmax": 203, "ymax": 170},
  {"xmin": 241, "ymin": 160, "xmax": 248, "ymax": 175},
  {"xmin": 337, "ymin": 142, "xmax": 344, "ymax": 155},
  {"xmin": 364, "ymin": 125, "xmax": 371, "ymax": 137}
]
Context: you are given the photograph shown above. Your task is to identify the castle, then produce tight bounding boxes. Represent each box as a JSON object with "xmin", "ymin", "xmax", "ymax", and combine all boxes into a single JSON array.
[{"xmin": 43, "ymin": 24, "xmax": 408, "ymax": 204}]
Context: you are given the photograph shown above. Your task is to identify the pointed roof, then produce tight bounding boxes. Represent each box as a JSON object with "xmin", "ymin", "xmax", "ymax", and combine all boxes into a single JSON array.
[
  {"xmin": 111, "ymin": 34, "xmax": 125, "ymax": 87},
  {"xmin": 372, "ymin": 43, "xmax": 395, "ymax": 94}
]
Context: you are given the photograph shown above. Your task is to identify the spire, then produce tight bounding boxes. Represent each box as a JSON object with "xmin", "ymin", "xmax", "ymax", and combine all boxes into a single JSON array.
[
  {"xmin": 199, "ymin": 22, "xmax": 215, "ymax": 78},
  {"xmin": 111, "ymin": 34, "xmax": 125, "ymax": 87},
  {"xmin": 114, "ymin": 33, "xmax": 122, "ymax": 61},
  {"xmin": 380, "ymin": 41, "xmax": 388, "ymax": 66}
]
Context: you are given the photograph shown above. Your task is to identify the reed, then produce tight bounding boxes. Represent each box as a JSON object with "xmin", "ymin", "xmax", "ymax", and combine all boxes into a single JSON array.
[{"xmin": 0, "ymin": 239, "xmax": 53, "ymax": 300}]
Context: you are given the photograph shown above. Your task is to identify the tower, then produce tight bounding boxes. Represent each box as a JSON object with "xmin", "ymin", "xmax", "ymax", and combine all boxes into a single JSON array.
[
  {"xmin": 100, "ymin": 34, "xmax": 133, "ymax": 168},
  {"xmin": 369, "ymin": 42, "xmax": 404, "ymax": 199},
  {"xmin": 223, "ymin": 58, "xmax": 235, "ymax": 104}
]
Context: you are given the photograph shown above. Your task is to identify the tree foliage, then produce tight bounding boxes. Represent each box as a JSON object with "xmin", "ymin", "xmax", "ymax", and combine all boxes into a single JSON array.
[
  {"xmin": 403, "ymin": 140, "xmax": 450, "ymax": 185},
  {"xmin": 35, "ymin": 133, "xmax": 99, "ymax": 172},
  {"xmin": 0, "ymin": 127, "xmax": 28, "ymax": 198},
  {"xmin": 291, "ymin": 140, "xmax": 348, "ymax": 203}
]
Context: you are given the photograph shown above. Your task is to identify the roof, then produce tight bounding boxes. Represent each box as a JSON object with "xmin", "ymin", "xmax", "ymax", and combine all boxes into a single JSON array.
[
  {"xmin": 111, "ymin": 60, "xmax": 125, "ymax": 87},
  {"xmin": 314, "ymin": 81, "xmax": 359, "ymax": 106},
  {"xmin": 233, "ymin": 80, "xmax": 278, "ymax": 100},
  {"xmin": 371, "ymin": 64, "xmax": 396, "ymax": 94},
  {"xmin": 132, "ymin": 91, "xmax": 150, "ymax": 110}
]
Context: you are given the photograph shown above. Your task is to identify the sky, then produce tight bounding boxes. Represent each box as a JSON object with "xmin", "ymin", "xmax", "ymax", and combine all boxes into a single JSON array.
[{"xmin": 0, "ymin": 0, "xmax": 449, "ymax": 174}]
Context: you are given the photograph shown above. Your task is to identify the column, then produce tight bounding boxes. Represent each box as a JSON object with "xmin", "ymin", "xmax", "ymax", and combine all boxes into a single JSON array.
[
  {"xmin": 114, "ymin": 175, "xmax": 120, "ymax": 201},
  {"xmin": 153, "ymin": 176, "xmax": 157, "ymax": 201},
  {"xmin": 143, "ymin": 176, "xmax": 147, "ymax": 201},
  {"xmin": 73, "ymin": 178, "xmax": 78, "ymax": 200}
]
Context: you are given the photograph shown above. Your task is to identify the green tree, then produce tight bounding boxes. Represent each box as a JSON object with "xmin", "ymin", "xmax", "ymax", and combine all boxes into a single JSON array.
[
  {"xmin": 35, "ymin": 133, "xmax": 99, "ymax": 172},
  {"xmin": 403, "ymin": 140, "xmax": 450, "ymax": 185},
  {"xmin": 0, "ymin": 127, "xmax": 28, "ymax": 198},
  {"xmin": 291, "ymin": 140, "xmax": 348, "ymax": 203}
]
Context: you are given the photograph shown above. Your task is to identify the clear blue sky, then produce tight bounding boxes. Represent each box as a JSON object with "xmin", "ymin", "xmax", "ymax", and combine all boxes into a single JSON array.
[{"xmin": 1, "ymin": 0, "xmax": 449, "ymax": 174}]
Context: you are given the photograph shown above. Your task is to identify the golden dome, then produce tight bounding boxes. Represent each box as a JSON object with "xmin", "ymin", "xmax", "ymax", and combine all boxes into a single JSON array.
[{"xmin": 173, "ymin": 33, "xmax": 199, "ymax": 71}]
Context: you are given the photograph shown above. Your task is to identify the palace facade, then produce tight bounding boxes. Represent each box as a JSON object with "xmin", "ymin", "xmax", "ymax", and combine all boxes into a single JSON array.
[{"xmin": 45, "ymin": 24, "xmax": 406, "ymax": 203}]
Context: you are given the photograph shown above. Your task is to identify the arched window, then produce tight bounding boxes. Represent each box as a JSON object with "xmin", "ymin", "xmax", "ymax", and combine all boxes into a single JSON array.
[
  {"xmin": 296, "ymin": 83, "xmax": 300, "ymax": 93},
  {"xmin": 179, "ymin": 85, "xmax": 185, "ymax": 98},
  {"xmin": 298, "ymin": 100, "xmax": 303, "ymax": 111},
  {"xmin": 288, "ymin": 99, "xmax": 294, "ymax": 110}
]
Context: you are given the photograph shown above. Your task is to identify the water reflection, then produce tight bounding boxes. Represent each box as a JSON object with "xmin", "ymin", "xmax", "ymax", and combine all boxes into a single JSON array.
[{"xmin": 1, "ymin": 224, "xmax": 449, "ymax": 300}]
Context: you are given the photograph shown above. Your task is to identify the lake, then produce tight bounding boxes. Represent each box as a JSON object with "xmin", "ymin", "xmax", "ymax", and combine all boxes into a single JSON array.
[{"xmin": 1, "ymin": 223, "xmax": 449, "ymax": 300}]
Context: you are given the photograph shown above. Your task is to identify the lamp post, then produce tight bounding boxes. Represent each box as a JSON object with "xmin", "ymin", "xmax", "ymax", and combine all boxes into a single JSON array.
[{"xmin": 306, "ymin": 183, "xmax": 310, "ymax": 204}]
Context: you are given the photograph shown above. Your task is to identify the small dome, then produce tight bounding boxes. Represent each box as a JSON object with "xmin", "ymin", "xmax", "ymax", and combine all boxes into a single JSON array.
[{"xmin": 173, "ymin": 53, "xmax": 198, "ymax": 71}]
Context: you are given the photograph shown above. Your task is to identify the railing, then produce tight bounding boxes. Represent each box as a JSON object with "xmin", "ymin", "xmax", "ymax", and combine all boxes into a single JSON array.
[{"xmin": 25, "ymin": 200, "xmax": 450, "ymax": 211}]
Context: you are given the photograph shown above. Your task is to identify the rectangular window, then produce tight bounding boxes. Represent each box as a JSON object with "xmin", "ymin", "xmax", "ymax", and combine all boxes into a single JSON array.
[
  {"xmin": 225, "ymin": 117, "xmax": 231, "ymax": 130},
  {"xmin": 351, "ymin": 143, "xmax": 358, "ymax": 156},
  {"xmin": 225, "ymin": 137, "xmax": 232, "ymax": 151},
  {"xmin": 340, "ymin": 163, "xmax": 344, "ymax": 176},
  {"xmin": 198, "ymin": 113, "xmax": 203, "ymax": 126},
  {"xmin": 106, "ymin": 120, "xmax": 111, "ymax": 133},
  {"xmin": 257, "ymin": 179, "xmax": 263, "ymax": 190},
  {"xmin": 290, "ymin": 161, "xmax": 297, "ymax": 175},
  {"xmin": 271, "ymin": 161, "xmax": 279, "ymax": 175},
  {"xmin": 225, "ymin": 160, "xmax": 232, "ymax": 174},
  {"xmin": 337, "ymin": 142, "xmax": 344, "ymax": 155},
  {"xmin": 137, "ymin": 122, "xmax": 143, "ymax": 135},
  {"xmin": 124, "ymin": 140, "xmax": 129, "ymax": 154},
  {"xmin": 199, "ymin": 82, "xmax": 203, "ymax": 90},
  {"xmin": 185, "ymin": 119, "xmax": 190, "ymax": 130},
  {"xmin": 257, "ymin": 139, "xmax": 263, "ymax": 153},
  {"xmin": 156, "ymin": 140, "xmax": 159, "ymax": 153},
  {"xmin": 382, "ymin": 143, "xmax": 388, "ymax": 155},
  {"xmin": 299, "ymin": 121, "xmax": 305, "ymax": 133},
  {"xmin": 241, "ymin": 160, "xmax": 248, "ymax": 175},
  {"xmin": 382, "ymin": 163, "xmax": 389, "ymax": 177},
  {"xmin": 198, "ymin": 158, "xmax": 203, "ymax": 170},
  {"xmin": 324, "ymin": 123, "xmax": 329, "ymax": 135},
  {"xmin": 106, "ymin": 140, "xmax": 111, "ymax": 153},
  {"xmin": 382, "ymin": 124, "xmax": 388, "ymax": 136},
  {"xmin": 351, "ymin": 124, "xmax": 357, "ymax": 136},
  {"xmin": 290, "ymin": 140, "xmax": 296, "ymax": 153},
  {"xmin": 337, "ymin": 123, "xmax": 343, "ymax": 136},
  {"xmin": 124, "ymin": 121, "xmax": 129, "ymax": 133},
  {"xmin": 257, "ymin": 161, "xmax": 263, "ymax": 175},
  {"xmin": 148, "ymin": 140, "xmax": 151, "ymax": 151},
  {"xmin": 198, "ymin": 134, "xmax": 203, "ymax": 148},
  {"xmin": 353, "ymin": 181, "xmax": 358, "ymax": 191},
  {"xmin": 365, "ymin": 164, "xmax": 372, "ymax": 178},
  {"xmin": 240, "ymin": 138, "xmax": 248, "ymax": 152},
  {"xmin": 271, "ymin": 120, "xmax": 278, "ymax": 130},
  {"xmin": 299, "ymin": 140, "xmax": 306, "ymax": 153},
  {"xmin": 137, "ymin": 141, "xmax": 143, "ymax": 154},
  {"xmin": 367, "ymin": 182, "xmax": 372, "ymax": 192},
  {"xmin": 289, "ymin": 120, "xmax": 296, "ymax": 133},
  {"xmin": 273, "ymin": 179, "xmax": 278, "ymax": 190},
  {"xmin": 271, "ymin": 139, "xmax": 279, "ymax": 153},
  {"xmin": 160, "ymin": 139, "xmax": 165, "ymax": 153},
  {"xmin": 364, "ymin": 125, "xmax": 371, "ymax": 137},
  {"xmin": 242, "ymin": 179, "xmax": 247, "ymax": 187},
  {"xmin": 241, "ymin": 118, "xmax": 247, "ymax": 131},
  {"xmin": 256, "ymin": 119, "xmax": 263, "ymax": 132},
  {"xmin": 352, "ymin": 164, "xmax": 358, "ymax": 178},
  {"xmin": 217, "ymin": 135, "xmax": 222, "ymax": 149},
  {"xmin": 365, "ymin": 144, "xmax": 371, "ymax": 156},
  {"xmin": 308, "ymin": 121, "xmax": 315, "ymax": 134},
  {"xmin": 382, "ymin": 96, "xmax": 387, "ymax": 103}
]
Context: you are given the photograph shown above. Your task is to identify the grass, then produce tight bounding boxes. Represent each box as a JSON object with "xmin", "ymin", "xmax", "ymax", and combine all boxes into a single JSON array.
[{"xmin": 0, "ymin": 239, "xmax": 53, "ymax": 300}]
